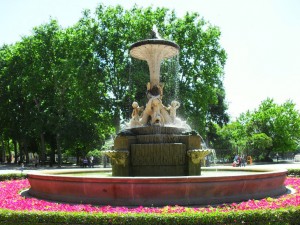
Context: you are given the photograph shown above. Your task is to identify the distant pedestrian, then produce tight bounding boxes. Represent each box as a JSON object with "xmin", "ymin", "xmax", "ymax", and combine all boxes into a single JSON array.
[
  {"xmin": 89, "ymin": 156, "xmax": 94, "ymax": 168},
  {"xmin": 241, "ymin": 155, "xmax": 246, "ymax": 167},
  {"xmin": 34, "ymin": 156, "xmax": 39, "ymax": 168},
  {"xmin": 20, "ymin": 163, "xmax": 24, "ymax": 173},
  {"xmin": 233, "ymin": 154, "xmax": 241, "ymax": 167},
  {"xmin": 83, "ymin": 158, "xmax": 88, "ymax": 168}
]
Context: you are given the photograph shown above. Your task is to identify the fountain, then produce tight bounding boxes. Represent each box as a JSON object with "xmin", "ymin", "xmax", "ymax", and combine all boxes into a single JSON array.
[
  {"xmin": 106, "ymin": 26, "xmax": 211, "ymax": 177},
  {"xmin": 27, "ymin": 26, "xmax": 287, "ymax": 206}
]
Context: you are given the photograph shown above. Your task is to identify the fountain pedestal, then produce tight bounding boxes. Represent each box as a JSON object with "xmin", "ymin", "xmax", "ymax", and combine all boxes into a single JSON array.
[{"xmin": 109, "ymin": 127, "xmax": 210, "ymax": 176}]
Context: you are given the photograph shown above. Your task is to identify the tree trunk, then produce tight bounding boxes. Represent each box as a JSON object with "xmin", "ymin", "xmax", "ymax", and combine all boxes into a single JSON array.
[
  {"xmin": 49, "ymin": 146, "xmax": 55, "ymax": 167},
  {"xmin": 1, "ymin": 138, "xmax": 5, "ymax": 164},
  {"xmin": 265, "ymin": 148, "xmax": 272, "ymax": 160},
  {"xmin": 7, "ymin": 141, "xmax": 12, "ymax": 163},
  {"xmin": 19, "ymin": 141, "xmax": 24, "ymax": 164},
  {"xmin": 40, "ymin": 132, "xmax": 46, "ymax": 165},
  {"xmin": 13, "ymin": 140, "xmax": 18, "ymax": 164},
  {"xmin": 76, "ymin": 148, "xmax": 80, "ymax": 166},
  {"xmin": 114, "ymin": 108, "xmax": 121, "ymax": 133},
  {"xmin": 56, "ymin": 133, "xmax": 62, "ymax": 168},
  {"xmin": 4, "ymin": 139, "xmax": 10, "ymax": 163},
  {"xmin": 24, "ymin": 140, "xmax": 29, "ymax": 164}
]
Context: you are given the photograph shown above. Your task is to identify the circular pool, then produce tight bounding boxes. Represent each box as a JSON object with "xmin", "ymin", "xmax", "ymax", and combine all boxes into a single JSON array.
[{"xmin": 28, "ymin": 167, "xmax": 287, "ymax": 206}]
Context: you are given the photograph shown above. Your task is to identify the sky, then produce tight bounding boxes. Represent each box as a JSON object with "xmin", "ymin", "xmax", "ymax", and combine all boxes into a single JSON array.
[{"xmin": 1, "ymin": 0, "xmax": 300, "ymax": 120}]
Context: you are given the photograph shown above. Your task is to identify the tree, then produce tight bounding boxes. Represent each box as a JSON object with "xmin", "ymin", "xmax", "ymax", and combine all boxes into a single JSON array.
[
  {"xmin": 217, "ymin": 98, "xmax": 300, "ymax": 162},
  {"xmin": 0, "ymin": 18, "xmax": 114, "ymax": 165},
  {"xmin": 247, "ymin": 133, "xmax": 272, "ymax": 160},
  {"xmin": 247, "ymin": 98, "xmax": 300, "ymax": 159},
  {"xmin": 217, "ymin": 120, "xmax": 247, "ymax": 158},
  {"xmin": 208, "ymin": 123, "xmax": 232, "ymax": 161}
]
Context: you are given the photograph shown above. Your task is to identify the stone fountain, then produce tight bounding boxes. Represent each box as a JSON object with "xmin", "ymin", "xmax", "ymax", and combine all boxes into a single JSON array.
[
  {"xmin": 27, "ymin": 27, "xmax": 287, "ymax": 207},
  {"xmin": 105, "ymin": 26, "xmax": 211, "ymax": 177}
]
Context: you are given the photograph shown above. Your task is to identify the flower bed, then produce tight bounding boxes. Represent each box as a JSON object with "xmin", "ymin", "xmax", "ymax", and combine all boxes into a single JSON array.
[
  {"xmin": 0, "ymin": 173, "xmax": 300, "ymax": 224},
  {"xmin": 0, "ymin": 177, "xmax": 299, "ymax": 213}
]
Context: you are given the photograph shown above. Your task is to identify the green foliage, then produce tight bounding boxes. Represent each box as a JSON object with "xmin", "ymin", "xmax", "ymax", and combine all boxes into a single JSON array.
[
  {"xmin": 248, "ymin": 99, "xmax": 300, "ymax": 156},
  {"xmin": 0, "ymin": 18, "xmax": 114, "ymax": 163},
  {"xmin": 288, "ymin": 169, "xmax": 300, "ymax": 177},
  {"xmin": 217, "ymin": 99, "xmax": 300, "ymax": 160},
  {"xmin": 248, "ymin": 133, "xmax": 273, "ymax": 160},
  {"xmin": 216, "ymin": 120, "xmax": 248, "ymax": 158},
  {"xmin": 169, "ymin": 12, "xmax": 228, "ymax": 134},
  {"xmin": 86, "ymin": 149, "xmax": 103, "ymax": 164},
  {"xmin": 0, "ymin": 173, "xmax": 27, "ymax": 181}
]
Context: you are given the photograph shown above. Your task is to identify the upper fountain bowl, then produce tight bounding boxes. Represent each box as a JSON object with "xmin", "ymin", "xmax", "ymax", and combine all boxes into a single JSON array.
[{"xmin": 129, "ymin": 39, "xmax": 180, "ymax": 61}]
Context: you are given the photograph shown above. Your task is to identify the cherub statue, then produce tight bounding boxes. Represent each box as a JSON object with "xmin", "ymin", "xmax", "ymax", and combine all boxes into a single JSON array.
[
  {"xmin": 130, "ymin": 101, "xmax": 144, "ymax": 127},
  {"xmin": 166, "ymin": 100, "xmax": 180, "ymax": 122},
  {"xmin": 151, "ymin": 97, "xmax": 164, "ymax": 125}
]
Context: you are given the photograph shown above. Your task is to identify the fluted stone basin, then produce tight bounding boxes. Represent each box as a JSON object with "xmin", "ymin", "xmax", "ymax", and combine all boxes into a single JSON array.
[
  {"xmin": 129, "ymin": 39, "xmax": 179, "ymax": 88},
  {"xmin": 129, "ymin": 39, "xmax": 179, "ymax": 61},
  {"xmin": 27, "ymin": 167, "xmax": 287, "ymax": 206}
]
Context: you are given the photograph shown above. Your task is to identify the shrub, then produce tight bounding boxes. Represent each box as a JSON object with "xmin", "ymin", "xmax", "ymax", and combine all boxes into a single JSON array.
[
  {"xmin": 0, "ymin": 208, "xmax": 300, "ymax": 225},
  {"xmin": 0, "ymin": 173, "xmax": 27, "ymax": 181},
  {"xmin": 287, "ymin": 169, "xmax": 300, "ymax": 177}
]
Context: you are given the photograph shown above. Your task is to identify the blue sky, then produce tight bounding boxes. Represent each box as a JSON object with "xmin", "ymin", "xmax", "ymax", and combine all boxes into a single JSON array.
[{"xmin": 1, "ymin": 0, "xmax": 300, "ymax": 119}]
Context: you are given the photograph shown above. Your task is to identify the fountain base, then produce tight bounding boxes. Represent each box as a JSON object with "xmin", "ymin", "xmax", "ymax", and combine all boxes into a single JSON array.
[{"xmin": 108, "ymin": 126, "xmax": 210, "ymax": 176}]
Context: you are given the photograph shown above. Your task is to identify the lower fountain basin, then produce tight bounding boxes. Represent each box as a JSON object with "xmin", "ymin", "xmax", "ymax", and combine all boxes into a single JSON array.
[{"xmin": 28, "ymin": 167, "xmax": 287, "ymax": 206}]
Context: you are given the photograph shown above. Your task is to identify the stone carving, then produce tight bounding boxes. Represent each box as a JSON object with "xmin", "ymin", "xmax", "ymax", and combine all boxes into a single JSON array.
[
  {"xmin": 104, "ymin": 150, "xmax": 129, "ymax": 167},
  {"xmin": 187, "ymin": 149, "xmax": 211, "ymax": 164}
]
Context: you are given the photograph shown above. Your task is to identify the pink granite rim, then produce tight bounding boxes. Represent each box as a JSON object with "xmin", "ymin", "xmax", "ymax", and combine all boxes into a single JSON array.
[{"xmin": 27, "ymin": 167, "xmax": 288, "ymax": 206}]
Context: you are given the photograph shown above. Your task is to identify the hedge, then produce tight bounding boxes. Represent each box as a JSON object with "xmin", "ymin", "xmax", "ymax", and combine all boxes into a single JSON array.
[
  {"xmin": 0, "ymin": 173, "xmax": 27, "ymax": 181},
  {"xmin": 0, "ymin": 207, "xmax": 300, "ymax": 225},
  {"xmin": 287, "ymin": 168, "xmax": 300, "ymax": 177}
]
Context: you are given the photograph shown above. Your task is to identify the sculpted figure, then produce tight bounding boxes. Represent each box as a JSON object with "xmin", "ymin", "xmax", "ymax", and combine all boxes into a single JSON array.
[
  {"xmin": 130, "ymin": 101, "xmax": 143, "ymax": 127},
  {"xmin": 151, "ymin": 97, "xmax": 164, "ymax": 125},
  {"xmin": 166, "ymin": 100, "xmax": 180, "ymax": 122}
]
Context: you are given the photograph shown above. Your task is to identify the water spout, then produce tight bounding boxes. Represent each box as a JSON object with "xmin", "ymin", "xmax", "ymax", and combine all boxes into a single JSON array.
[{"xmin": 151, "ymin": 25, "xmax": 161, "ymax": 39}]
